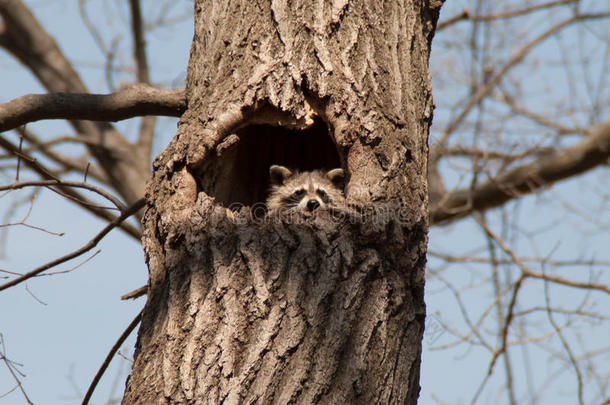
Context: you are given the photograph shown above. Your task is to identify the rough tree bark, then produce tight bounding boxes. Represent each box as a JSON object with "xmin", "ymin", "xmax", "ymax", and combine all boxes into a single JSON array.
[{"xmin": 123, "ymin": 1, "xmax": 442, "ymax": 404}]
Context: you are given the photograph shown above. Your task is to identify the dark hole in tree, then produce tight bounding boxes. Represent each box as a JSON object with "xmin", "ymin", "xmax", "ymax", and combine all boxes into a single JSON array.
[{"xmin": 198, "ymin": 117, "xmax": 342, "ymax": 208}]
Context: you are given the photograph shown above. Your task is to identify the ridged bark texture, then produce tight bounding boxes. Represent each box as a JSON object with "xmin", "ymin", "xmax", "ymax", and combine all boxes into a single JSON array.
[{"xmin": 123, "ymin": 0, "xmax": 441, "ymax": 404}]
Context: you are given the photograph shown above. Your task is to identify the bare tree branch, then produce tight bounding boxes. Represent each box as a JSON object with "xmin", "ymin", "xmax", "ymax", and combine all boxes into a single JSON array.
[
  {"xmin": 129, "ymin": 0, "xmax": 150, "ymax": 85},
  {"xmin": 77, "ymin": 0, "xmax": 117, "ymax": 91},
  {"xmin": 129, "ymin": 0, "xmax": 158, "ymax": 160},
  {"xmin": 499, "ymin": 89, "xmax": 586, "ymax": 136},
  {"xmin": 437, "ymin": 0, "xmax": 578, "ymax": 30},
  {"xmin": 543, "ymin": 275, "xmax": 585, "ymax": 405},
  {"xmin": 430, "ymin": 12, "xmax": 610, "ymax": 162},
  {"xmin": 0, "ymin": 334, "xmax": 33, "ymax": 405},
  {"xmin": 0, "ymin": 136, "xmax": 142, "ymax": 239},
  {"xmin": 14, "ymin": 127, "xmax": 108, "ymax": 184},
  {"xmin": 0, "ymin": 0, "xmax": 88, "ymax": 93},
  {"xmin": 474, "ymin": 215, "xmax": 610, "ymax": 295},
  {"xmin": 0, "ymin": 197, "xmax": 145, "ymax": 292},
  {"xmin": 429, "ymin": 251, "xmax": 610, "ymax": 267},
  {"xmin": 121, "ymin": 285, "xmax": 147, "ymax": 300},
  {"xmin": 81, "ymin": 309, "xmax": 143, "ymax": 405},
  {"xmin": 440, "ymin": 145, "xmax": 555, "ymax": 161},
  {"xmin": 0, "ymin": 86, "xmax": 185, "ymax": 132},
  {"xmin": 0, "ymin": 0, "xmax": 152, "ymax": 206},
  {"xmin": 0, "ymin": 180, "xmax": 126, "ymax": 210},
  {"xmin": 431, "ymin": 120, "xmax": 610, "ymax": 224},
  {"xmin": 0, "ymin": 194, "xmax": 65, "ymax": 236}
]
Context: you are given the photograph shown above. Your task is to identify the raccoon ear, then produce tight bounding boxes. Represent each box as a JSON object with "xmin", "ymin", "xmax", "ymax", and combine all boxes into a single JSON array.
[
  {"xmin": 326, "ymin": 168, "xmax": 345, "ymax": 189},
  {"xmin": 269, "ymin": 165, "xmax": 293, "ymax": 185}
]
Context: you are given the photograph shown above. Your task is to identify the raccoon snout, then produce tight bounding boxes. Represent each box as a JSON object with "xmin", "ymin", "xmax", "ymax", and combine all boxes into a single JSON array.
[{"xmin": 306, "ymin": 199, "xmax": 320, "ymax": 211}]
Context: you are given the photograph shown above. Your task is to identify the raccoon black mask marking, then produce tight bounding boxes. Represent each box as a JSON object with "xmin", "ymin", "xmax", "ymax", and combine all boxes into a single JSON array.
[{"xmin": 266, "ymin": 165, "xmax": 345, "ymax": 215}]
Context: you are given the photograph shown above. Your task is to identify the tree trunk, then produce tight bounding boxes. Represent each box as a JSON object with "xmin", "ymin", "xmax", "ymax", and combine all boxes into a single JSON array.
[{"xmin": 123, "ymin": 1, "xmax": 441, "ymax": 404}]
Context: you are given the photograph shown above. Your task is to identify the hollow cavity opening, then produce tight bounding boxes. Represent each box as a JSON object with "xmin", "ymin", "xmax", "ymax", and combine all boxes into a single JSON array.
[{"xmin": 197, "ymin": 118, "xmax": 342, "ymax": 208}]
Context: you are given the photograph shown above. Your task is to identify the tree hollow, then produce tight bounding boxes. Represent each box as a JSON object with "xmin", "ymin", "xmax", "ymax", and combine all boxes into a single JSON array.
[{"xmin": 197, "ymin": 117, "xmax": 342, "ymax": 208}]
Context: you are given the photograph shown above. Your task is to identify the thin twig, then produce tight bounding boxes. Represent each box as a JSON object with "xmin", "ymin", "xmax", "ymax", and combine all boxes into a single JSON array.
[
  {"xmin": 428, "ymin": 251, "xmax": 610, "ymax": 267},
  {"xmin": 0, "ymin": 193, "xmax": 64, "ymax": 236},
  {"xmin": 0, "ymin": 334, "xmax": 34, "ymax": 405},
  {"xmin": 437, "ymin": 0, "xmax": 579, "ymax": 30},
  {"xmin": 45, "ymin": 250, "xmax": 101, "ymax": 276},
  {"xmin": 473, "ymin": 215, "xmax": 610, "ymax": 294},
  {"xmin": 431, "ymin": 119, "xmax": 610, "ymax": 224},
  {"xmin": 25, "ymin": 283, "xmax": 47, "ymax": 305},
  {"xmin": 16, "ymin": 128, "xmax": 107, "ymax": 184},
  {"xmin": 128, "ymin": 0, "xmax": 158, "ymax": 157},
  {"xmin": 81, "ymin": 309, "xmax": 143, "ymax": 405},
  {"xmin": 15, "ymin": 135, "xmax": 23, "ymax": 182},
  {"xmin": 0, "ymin": 385, "xmax": 19, "ymax": 400},
  {"xmin": 0, "ymin": 0, "xmax": 147, "ymax": 225},
  {"xmin": 1, "ymin": 179, "xmax": 126, "ymax": 210},
  {"xmin": 432, "ymin": 13, "xmax": 610, "ymax": 160},
  {"xmin": 0, "ymin": 198, "xmax": 145, "ymax": 292},
  {"xmin": 542, "ymin": 269, "xmax": 585, "ymax": 405},
  {"xmin": 0, "ymin": 135, "xmax": 141, "ymax": 239}
]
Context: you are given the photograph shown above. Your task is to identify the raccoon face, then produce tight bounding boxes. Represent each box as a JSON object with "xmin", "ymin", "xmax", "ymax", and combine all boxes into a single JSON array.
[{"xmin": 266, "ymin": 165, "xmax": 345, "ymax": 215}]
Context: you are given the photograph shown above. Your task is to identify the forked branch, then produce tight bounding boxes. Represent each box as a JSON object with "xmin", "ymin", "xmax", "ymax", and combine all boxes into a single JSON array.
[
  {"xmin": 0, "ymin": 198, "xmax": 145, "ymax": 292},
  {"xmin": 431, "ymin": 120, "xmax": 610, "ymax": 224}
]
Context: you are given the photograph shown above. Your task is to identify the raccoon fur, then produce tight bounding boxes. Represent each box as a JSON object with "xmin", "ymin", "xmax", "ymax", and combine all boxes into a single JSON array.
[{"xmin": 266, "ymin": 165, "xmax": 345, "ymax": 216}]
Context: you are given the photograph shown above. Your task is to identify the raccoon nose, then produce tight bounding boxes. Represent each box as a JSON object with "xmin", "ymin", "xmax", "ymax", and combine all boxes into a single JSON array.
[{"xmin": 306, "ymin": 199, "xmax": 320, "ymax": 211}]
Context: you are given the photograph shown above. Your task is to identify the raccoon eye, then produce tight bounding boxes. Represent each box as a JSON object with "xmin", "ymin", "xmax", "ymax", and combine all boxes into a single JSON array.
[
  {"xmin": 316, "ymin": 189, "xmax": 329, "ymax": 201},
  {"xmin": 293, "ymin": 189, "xmax": 306, "ymax": 198}
]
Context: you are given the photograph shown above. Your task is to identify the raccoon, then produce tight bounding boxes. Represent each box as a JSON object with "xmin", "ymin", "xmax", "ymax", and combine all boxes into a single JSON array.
[{"xmin": 266, "ymin": 165, "xmax": 345, "ymax": 216}]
